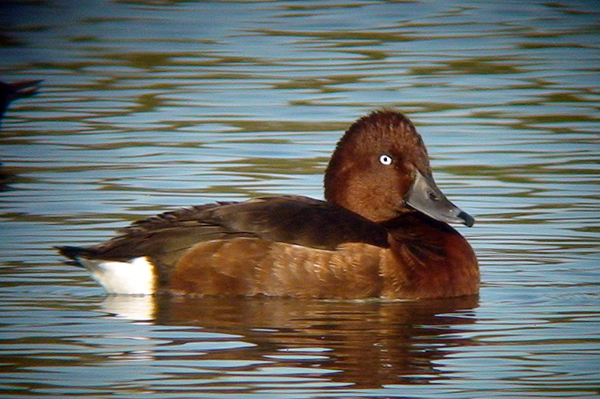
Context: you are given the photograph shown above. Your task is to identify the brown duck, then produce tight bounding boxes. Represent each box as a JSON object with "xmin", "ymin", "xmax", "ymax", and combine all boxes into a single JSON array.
[{"xmin": 57, "ymin": 111, "xmax": 478, "ymax": 299}]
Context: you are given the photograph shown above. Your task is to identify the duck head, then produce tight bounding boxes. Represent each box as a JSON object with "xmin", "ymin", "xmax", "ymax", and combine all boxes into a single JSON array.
[{"xmin": 324, "ymin": 111, "xmax": 474, "ymax": 227}]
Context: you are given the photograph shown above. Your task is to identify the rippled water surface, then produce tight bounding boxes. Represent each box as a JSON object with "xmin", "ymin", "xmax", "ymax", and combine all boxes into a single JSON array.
[{"xmin": 1, "ymin": 0, "xmax": 599, "ymax": 397}]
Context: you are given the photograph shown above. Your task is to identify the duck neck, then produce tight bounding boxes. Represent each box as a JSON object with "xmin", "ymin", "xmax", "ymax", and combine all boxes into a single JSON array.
[{"xmin": 324, "ymin": 162, "xmax": 407, "ymax": 223}]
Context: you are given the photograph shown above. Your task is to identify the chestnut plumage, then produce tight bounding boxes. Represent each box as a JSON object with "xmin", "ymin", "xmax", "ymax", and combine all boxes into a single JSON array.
[{"xmin": 57, "ymin": 110, "xmax": 478, "ymax": 299}]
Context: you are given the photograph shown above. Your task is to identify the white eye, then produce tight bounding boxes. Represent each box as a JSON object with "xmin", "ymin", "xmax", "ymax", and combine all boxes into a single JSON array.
[{"xmin": 379, "ymin": 154, "xmax": 393, "ymax": 165}]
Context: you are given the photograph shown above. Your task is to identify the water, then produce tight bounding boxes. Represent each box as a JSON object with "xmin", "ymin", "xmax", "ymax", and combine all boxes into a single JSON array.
[{"xmin": 1, "ymin": 0, "xmax": 599, "ymax": 397}]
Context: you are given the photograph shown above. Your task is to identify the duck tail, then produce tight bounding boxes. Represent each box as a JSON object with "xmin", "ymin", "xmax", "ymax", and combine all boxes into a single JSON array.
[{"xmin": 54, "ymin": 245, "xmax": 96, "ymax": 267}]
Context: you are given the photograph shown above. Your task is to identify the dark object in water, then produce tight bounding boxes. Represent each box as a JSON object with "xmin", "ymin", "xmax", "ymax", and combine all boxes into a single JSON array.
[{"xmin": 0, "ymin": 79, "xmax": 42, "ymax": 121}]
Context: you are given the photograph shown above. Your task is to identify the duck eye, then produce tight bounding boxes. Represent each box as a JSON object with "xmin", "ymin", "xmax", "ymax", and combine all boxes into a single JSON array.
[{"xmin": 379, "ymin": 154, "xmax": 393, "ymax": 165}]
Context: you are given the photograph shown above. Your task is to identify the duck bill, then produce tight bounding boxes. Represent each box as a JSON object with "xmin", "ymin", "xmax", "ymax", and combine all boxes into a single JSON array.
[{"xmin": 405, "ymin": 170, "xmax": 474, "ymax": 227}]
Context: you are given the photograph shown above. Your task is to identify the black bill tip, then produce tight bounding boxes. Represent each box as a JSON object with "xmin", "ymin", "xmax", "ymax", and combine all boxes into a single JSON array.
[{"xmin": 458, "ymin": 211, "xmax": 475, "ymax": 227}]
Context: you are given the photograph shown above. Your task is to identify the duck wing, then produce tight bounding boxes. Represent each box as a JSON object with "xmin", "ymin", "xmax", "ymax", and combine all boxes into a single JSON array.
[{"xmin": 57, "ymin": 195, "xmax": 389, "ymax": 266}]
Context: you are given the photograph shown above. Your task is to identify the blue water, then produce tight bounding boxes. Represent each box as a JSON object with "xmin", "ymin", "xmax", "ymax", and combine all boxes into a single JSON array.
[{"xmin": 1, "ymin": 0, "xmax": 599, "ymax": 397}]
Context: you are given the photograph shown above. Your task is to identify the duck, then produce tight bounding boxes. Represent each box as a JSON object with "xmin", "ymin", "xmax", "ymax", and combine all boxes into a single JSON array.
[
  {"xmin": 1, "ymin": 79, "xmax": 43, "ymax": 182},
  {"xmin": 56, "ymin": 110, "xmax": 478, "ymax": 299},
  {"xmin": 0, "ymin": 79, "xmax": 42, "ymax": 122}
]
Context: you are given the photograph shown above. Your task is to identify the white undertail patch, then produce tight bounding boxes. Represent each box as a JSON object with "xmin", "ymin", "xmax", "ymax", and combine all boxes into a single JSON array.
[{"xmin": 78, "ymin": 256, "xmax": 156, "ymax": 295}]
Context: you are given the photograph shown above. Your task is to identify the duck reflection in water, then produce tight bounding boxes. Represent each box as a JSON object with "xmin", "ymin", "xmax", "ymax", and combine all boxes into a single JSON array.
[{"xmin": 101, "ymin": 295, "xmax": 479, "ymax": 389}]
